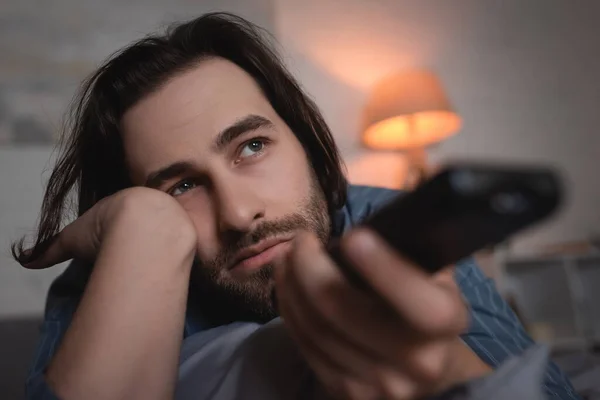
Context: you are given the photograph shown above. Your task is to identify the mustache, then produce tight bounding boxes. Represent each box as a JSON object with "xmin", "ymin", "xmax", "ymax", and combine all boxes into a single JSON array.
[{"xmin": 203, "ymin": 213, "xmax": 313, "ymax": 269}]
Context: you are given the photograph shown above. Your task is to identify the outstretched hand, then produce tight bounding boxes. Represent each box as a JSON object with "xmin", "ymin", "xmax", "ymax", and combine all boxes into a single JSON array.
[{"xmin": 275, "ymin": 228, "xmax": 491, "ymax": 400}]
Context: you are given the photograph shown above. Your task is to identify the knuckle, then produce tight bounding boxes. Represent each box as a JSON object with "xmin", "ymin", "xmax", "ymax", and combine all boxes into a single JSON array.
[
  {"xmin": 428, "ymin": 299, "xmax": 465, "ymax": 333},
  {"xmin": 414, "ymin": 345, "xmax": 447, "ymax": 383},
  {"xmin": 376, "ymin": 368, "xmax": 415, "ymax": 399}
]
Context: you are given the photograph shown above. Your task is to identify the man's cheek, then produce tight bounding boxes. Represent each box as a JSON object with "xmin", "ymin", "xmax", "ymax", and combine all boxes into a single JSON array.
[
  {"xmin": 260, "ymin": 153, "xmax": 312, "ymax": 198},
  {"xmin": 265, "ymin": 179, "xmax": 313, "ymax": 213}
]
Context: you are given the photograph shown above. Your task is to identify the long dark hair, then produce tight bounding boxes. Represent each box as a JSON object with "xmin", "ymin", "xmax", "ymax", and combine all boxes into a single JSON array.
[{"xmin": 12, "ymin": 12, "xmax": 347, "ymax": 265}]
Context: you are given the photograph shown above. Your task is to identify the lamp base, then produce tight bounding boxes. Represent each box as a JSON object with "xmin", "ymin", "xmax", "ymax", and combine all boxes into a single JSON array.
[{"xmin": 402, "ymin": 147, "xmax": 430, "ymax": 190}]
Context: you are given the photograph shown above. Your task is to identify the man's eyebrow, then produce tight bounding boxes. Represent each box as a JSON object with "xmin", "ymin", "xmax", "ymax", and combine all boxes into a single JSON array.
[
  {"xmin": 214, "ymin": 114, "xmax": 274, "ymax": 151},
  {"xmin": 144, "ymin": 161, "xmax": 195, "ymax": 189},
  {"xmin": 143, "ymin": 115, "xmax": 273, "ymax": 189}
]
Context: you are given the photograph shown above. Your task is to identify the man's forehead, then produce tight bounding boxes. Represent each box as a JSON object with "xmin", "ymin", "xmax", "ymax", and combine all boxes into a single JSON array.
[{"xmin": 123, "ymin": 58, "xmax": 268, "ymax": 135}]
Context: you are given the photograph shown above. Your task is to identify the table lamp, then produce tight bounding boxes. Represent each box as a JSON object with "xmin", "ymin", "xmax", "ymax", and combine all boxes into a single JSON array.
[{"xmin": 362, "ymin": 70, "xmax": 462, "ymax": 189}]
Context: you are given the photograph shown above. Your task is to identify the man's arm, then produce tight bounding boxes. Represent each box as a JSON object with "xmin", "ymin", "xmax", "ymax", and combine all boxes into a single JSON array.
[
  {"xmin": 26, "ymin": 260, "xmax": 87, "ymax": 399},
  {"xmin": 23, "ymin": 188, "xmax": 197, "ymax": 400},
  {"xmin": 456, "ymin": 258, "xmax": 582, "ymax": 400}
]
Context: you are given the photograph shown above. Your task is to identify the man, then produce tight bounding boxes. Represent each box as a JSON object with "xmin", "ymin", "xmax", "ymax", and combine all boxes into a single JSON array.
[{"xmin": 14, "ymin": 12, "xmax": 579, "ymax": 400}]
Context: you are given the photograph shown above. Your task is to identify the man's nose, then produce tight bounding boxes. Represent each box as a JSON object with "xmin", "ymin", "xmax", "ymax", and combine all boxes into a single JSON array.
[{"xmin": 214, "ymin": 178, "xmax": 265, "ymax": 234}]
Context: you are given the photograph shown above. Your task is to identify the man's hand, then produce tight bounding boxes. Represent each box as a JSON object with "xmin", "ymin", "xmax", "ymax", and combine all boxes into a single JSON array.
[
  {"xmin": 23, "ymin": 186, "xmax": 197, "ymax": 270},
  {"xmin": 275, "ymin": 228, "xmax": 492, "ymax": 400}
]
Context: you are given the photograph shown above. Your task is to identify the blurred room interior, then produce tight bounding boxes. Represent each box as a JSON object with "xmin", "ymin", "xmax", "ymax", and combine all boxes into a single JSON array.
[{"xmin": 0, "ymin": 0, "xmax": 599, "ymax": 398}]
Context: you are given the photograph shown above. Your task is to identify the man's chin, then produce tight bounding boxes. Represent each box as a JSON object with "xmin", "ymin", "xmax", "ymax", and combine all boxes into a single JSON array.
[
  {"xmin": 228, "ymin": 262, "xmax": 275, "ymax": 284},
  {"xmin": 193, "ymin": 266, "xmax": 278, "ymax": 324},
  {"xmin": 229, "ymin": 265, "xmax": 271, "ymax": 282},
  {"xmin": 221, "ymin": 285, "xmax": 279, "ymax": 324}
]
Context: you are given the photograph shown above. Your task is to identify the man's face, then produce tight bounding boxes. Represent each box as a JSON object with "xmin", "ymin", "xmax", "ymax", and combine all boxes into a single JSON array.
[{"xmin": 121, "ymin": 58, "xmax": 330, "ymax": 322}]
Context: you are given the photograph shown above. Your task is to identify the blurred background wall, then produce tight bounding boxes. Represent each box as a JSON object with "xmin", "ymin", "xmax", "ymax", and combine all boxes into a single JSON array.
[
  {"xmin": 1, "ymin": 0, "xmax": 599, "ymax": 398},
  {"xmin": 274, "ymin": 0, "xmax": 600, "ymax": 253}
]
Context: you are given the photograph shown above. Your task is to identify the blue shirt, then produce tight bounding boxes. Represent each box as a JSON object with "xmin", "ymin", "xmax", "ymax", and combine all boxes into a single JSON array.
[{"xmin": 26, "ymin": 185, "xmax": 581, "ymax": 399}]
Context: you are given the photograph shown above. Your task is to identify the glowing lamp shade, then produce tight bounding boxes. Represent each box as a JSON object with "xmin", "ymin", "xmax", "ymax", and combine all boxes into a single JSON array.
[{"xmin": 362, "ymin": 70, "xmax": 462, "ymax": 150}]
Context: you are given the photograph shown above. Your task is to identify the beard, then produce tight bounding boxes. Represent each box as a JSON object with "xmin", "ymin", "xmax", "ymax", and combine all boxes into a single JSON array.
[{"xmin": 190, "ymin": 179, "xmax": 331, "ymax": 325}]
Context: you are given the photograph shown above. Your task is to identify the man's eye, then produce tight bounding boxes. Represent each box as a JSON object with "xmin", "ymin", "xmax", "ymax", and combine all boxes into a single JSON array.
[
  {"xmin": 239, "ymin": 139, "xmax": 266, "ymax": 159},
  {"xmin": 170, "ymin": 180, "xmax": 198, "ymax": 196}
]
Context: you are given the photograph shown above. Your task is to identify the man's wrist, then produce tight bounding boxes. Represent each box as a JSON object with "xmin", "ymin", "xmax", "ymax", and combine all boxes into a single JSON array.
[{"xmin": 441, "ymin": 337, "xmax": 492, "ymax": 390}]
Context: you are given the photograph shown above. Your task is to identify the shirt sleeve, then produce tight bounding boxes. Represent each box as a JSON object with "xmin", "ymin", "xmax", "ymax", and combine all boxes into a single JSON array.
[
  {"xmin": 456, "ymin": 258, "xmax": 582, "ymax": 400},
  {"xmin": 26, "ymin": 260, "xmax": 90, "ymax": 400}
]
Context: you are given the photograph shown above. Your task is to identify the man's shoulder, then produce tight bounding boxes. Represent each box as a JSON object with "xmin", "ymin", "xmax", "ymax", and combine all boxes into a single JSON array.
[
  {"xmin": 346, "ymin": 184, "xmax": 400, "ymax": 207},
  {"xmin": 336, "ymin": 185, "xmax": 401, "ymax": 233}
]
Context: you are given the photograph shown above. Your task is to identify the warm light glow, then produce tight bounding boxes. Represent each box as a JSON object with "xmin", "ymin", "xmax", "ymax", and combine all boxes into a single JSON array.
[
  {"xmin": 275, "ymin": 5, "xmax": 433, "ymax": 90},
  {"xmin": 363, "ymin": 111, "xmax": 461, "ymax": 150},
  {"xmin": 362, "ymin": 70, "xmax": 462, "ymax": 150}
]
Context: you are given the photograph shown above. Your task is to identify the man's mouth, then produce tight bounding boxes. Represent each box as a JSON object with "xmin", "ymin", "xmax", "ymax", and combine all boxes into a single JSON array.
[{"xmin": 229, "ymin": 236, "xmax": 294, "ymax": 273}]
